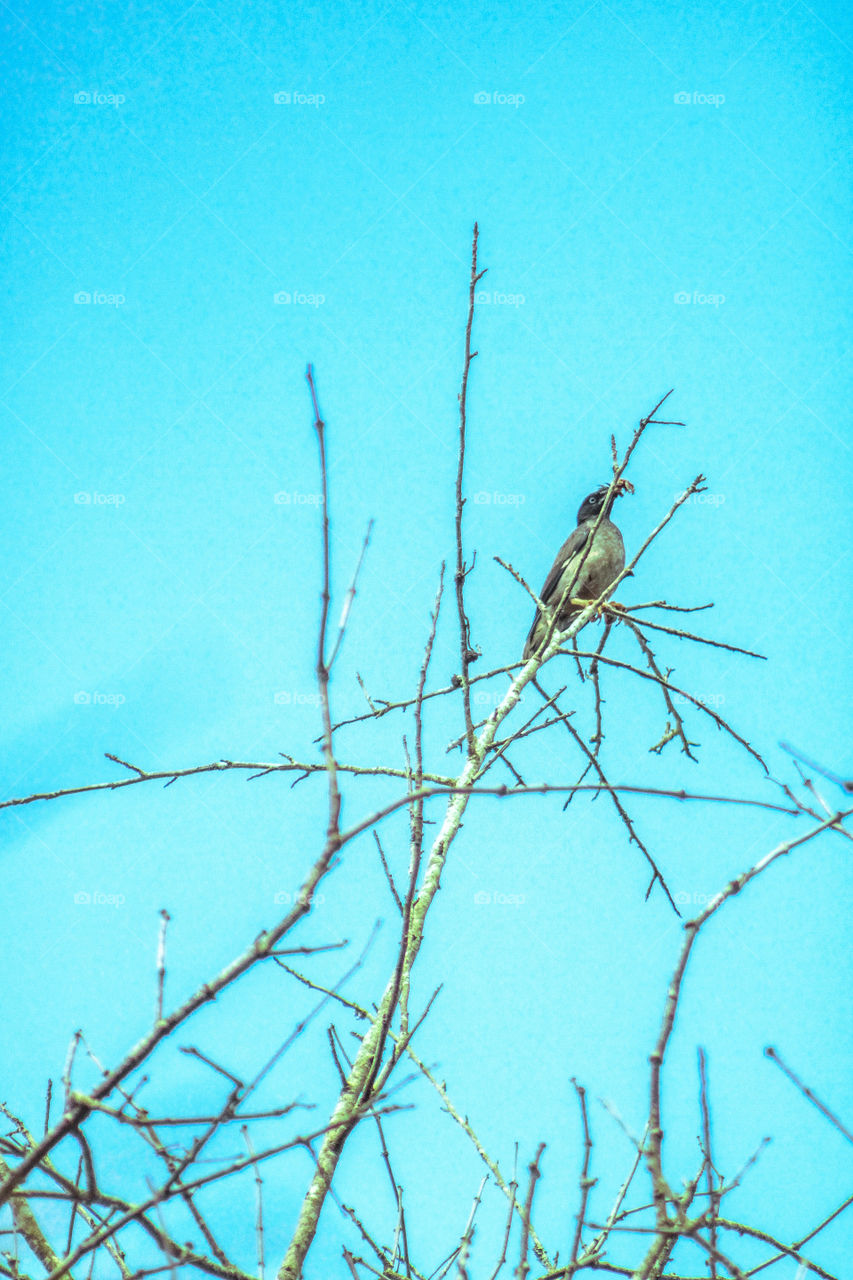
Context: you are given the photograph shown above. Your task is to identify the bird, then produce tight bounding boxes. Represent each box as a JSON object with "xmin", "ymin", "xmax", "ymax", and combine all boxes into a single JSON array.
[{"xmin": 523, "ymin": 482, "xmax": 628, "ymax": 660}]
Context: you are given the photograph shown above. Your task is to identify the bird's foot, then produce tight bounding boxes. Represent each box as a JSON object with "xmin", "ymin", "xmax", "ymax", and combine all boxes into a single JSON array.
[{"xmin": 569, "ymin": 597, "xmax": 611, "ymax": 621}]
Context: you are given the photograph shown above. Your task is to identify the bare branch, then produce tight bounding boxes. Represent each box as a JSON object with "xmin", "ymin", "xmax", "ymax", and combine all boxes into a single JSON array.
[
  {"xmin": 698, "ymin": 1048, "xmax": 719, "ymax": 1280},
  {"xmin": 764, "ymin": 1045, "xmax": 853, "ymax": 1145},
  {"xmin": 568, "ymin": 1080, "xmax": 594, "ymax": 1273},
  {"xmin": 641, "ymin": 811, "xmax": 849, "ymax": 1277},
  {"xmin": 242, "ymin": 1127, "xmax": 265, "ymax": 1280},
  {"xmin": 328, "ymin": 520, "xmax": 374, "ymax": 669},
  {"xmin": 455, "ymin": 223, "xmax": 485, "ymax": 749},
  {"xmin": 155, "ymin": 910, "xmax": 170, "ymax": 1023},
  {"xmin": 515, "ymin": 1144, "xmax": 545, "ymax": 1280}
]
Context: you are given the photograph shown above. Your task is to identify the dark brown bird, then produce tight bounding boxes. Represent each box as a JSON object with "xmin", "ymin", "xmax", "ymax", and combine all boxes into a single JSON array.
[{"xmin": 524, "ymin": 483, "xmax": 627, "ymax": 659}]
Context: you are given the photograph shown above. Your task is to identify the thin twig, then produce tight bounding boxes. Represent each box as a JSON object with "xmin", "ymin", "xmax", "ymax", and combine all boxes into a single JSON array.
[
  {"xmin": 764, "ymin": 1045, "xmax": 853, "ymax": 1145},
  {"xmin": 698, "ymin": 1049, "xmax": 719, "ymax": 1280},
  {"xmin": 328, "ymin": 520, "xmax": 374, "ymax": 669},
  {"xmin": 241, "ymin": 1127, "xmax": 265, "ymax": 1280},
  {"xmin": 455, "ymin": 223, "xmax": 486, "ymax": 750},
  {"xmin": 607, "ymin": 605, "xmax": 766, "ymax": 660},
  {"xmin": 155, "ymin": 910, "xmax": 170, "ymax": 1023},
  {"xmin": 568, "ymin": 1080, "xmax": 594, "ymax": 1272},
  {"xmin": 532, "ymin": 679, "xmax": 680, "ymax": 913},
  {"xmin": 515, "ymin": 1144, "xmax": 545, "ymax": 1280},
  {"xmin": 488, "ymin": 1151, "xmax": 518, "ymax": 1280},
  {"xmin": 374, "ymin": 831, "xmax": 403, "ymax": 914},
  {"xmin": 640, "ymin": 811, "xmax": 849, "ymax": 1277},
  {"xmin": 624, "ymin": 620, "xmax": 697, "ymax": 760}
]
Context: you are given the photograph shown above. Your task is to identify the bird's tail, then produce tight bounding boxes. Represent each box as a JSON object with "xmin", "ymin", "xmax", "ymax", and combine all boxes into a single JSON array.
[{"xmin": 523, "ymin": 613, "xmax": 543, "ymax": 660}]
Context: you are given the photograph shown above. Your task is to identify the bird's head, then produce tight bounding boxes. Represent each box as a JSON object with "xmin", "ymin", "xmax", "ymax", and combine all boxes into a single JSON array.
[{"xmin": 577, "ymin": 477, "xmax": 633, "ymax": 523}]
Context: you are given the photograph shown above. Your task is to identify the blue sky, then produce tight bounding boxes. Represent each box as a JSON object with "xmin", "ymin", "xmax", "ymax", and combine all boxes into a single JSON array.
[{"xmin": 2, "ymin": 0, "xmax": 852, "ymax": 1275}]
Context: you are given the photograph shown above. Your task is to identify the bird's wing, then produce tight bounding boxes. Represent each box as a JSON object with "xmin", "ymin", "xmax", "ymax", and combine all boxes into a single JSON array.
[{"xmin": 538, "ymin": 524, "xmax": 589, "ymax": 606}]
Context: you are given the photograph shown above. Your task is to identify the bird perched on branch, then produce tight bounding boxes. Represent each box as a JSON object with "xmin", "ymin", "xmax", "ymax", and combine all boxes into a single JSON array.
[{"xmin": 523, "ymin": 480, "xmax": 631, "ymax": 659}]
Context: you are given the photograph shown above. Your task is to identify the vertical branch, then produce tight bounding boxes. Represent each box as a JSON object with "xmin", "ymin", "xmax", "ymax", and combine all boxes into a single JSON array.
[
  {"xmin": 327, "ymin": 521, "xmax": 374, "ymax": 670},
  {"xmin": 242, "ymin": 1126, "xmax": 265, "ymax": 1280},
  {"xmin": 647, "ymin": 924, "xmax": 696, "ymax": 1233},
  {"xmin": 155, "ymin": 909, "xmax": 170, "ymax": 1023},
  {"xmin": 306, "ymin": 365, "xmax": 342, "ymax": 849},
  {"xmin": 456, "ymin": 1175, "xmax": 487, "ymax": 1280},
  {"xmin": 585, "ymin": 1123, "xmax": 648, "ymax": 1264},
  {"xmin": 0, "ymin": 1154, "xmax": 61, "ymax": 1274},
  {"xmin": 515, "ymin": 1144, "xmax": 545, "ymax": 1280},
  {"xmin": 637, "ymin": 812, "xmax": 845, "ymax": 1280},
  {"xmin": 62, "ymin": 1031, "xmax": 81, "ymax": 1108},
  {"xmin": 358, "ymin": 569, "xmax": 444, "ymax": 1104},
  {"xmin": 455, "ymin": 223, "xmax": 486, "ymax": 752},
  {"xmin": 568, "ymin": 1080, "xmax": 594, "ymax": 1273},
  {"xmin": 398, "ymin": 567, "xmax": 444, "ymax": 1036},
  {"xmin": 488, "ymin": 1148, "xmax": 518, "ymax": 1280},
  {"xmin": 698, "ymin": 1048, "xmax": 718, "ymax": 1280},
  {"xmin": 371, "ymin": 1112, "xmax": 411, "ymax": 1278}
]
